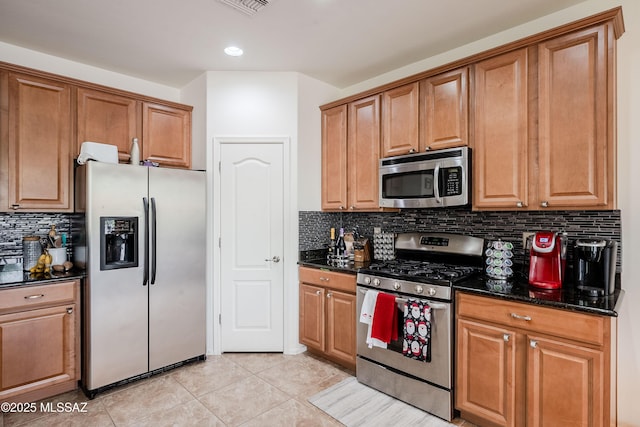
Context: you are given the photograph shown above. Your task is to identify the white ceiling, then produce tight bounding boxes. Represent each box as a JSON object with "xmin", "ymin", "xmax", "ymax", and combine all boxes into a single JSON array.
[{"xmin": 0, "ymin": 0, "xmax": 590, "ymax": 89}]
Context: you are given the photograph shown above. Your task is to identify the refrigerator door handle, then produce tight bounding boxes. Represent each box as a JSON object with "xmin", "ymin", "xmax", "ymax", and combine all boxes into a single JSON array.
[
  {"xmin": 151, "ymin": 197, "xmax": 157, "ymax": 285},
  {"xmin": 143, "ymin": 197, "xmax": 149, "ymax": 286}
]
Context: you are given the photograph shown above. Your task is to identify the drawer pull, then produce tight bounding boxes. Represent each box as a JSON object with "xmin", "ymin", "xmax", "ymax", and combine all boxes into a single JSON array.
[
  {"xmin": 510, "ymin": 313, "xmax": 532, "ymax": 321},
  {"xmin": 530, "ymin": 340, "xmax": 538, "ymax": 348},
  {"xmin": 24, "ymin": 294, "xmax": 45, "ymax": 300},
  {"xmin": 67, "ymin": 307, "xmax": 74, "ymax": 314},
  {"xmin": 503, "ymin": 334, "xmax": 510, "ymax": 342},
  {"xmin": 319, "ymin": 277, "xmax": 330, "ymax": 282}
]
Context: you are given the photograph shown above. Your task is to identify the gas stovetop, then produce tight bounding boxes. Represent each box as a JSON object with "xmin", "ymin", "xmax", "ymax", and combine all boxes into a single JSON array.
[
  {"xmin": 363, "ymin": 259, "xmax": 481, "ymax": 284},
  {"xmin": 356, "ymin": 232, "xmax": 484, "ymax": 300}
]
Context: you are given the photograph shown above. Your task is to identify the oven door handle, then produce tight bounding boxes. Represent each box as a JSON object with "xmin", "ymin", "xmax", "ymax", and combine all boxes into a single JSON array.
[{"xmin": 358, "ymin": 289, "xmax": 447, "ymax": 309}]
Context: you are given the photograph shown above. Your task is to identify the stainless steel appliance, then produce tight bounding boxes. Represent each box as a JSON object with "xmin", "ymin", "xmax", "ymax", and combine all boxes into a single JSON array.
[
  {"xmin": 379, "ymin": 147, "xmax": 470, "ymax": 209},
  {"xmin": 573, "ymin": 239, "xmax": 618, "ymax": 296},
  {"xmin": 356, "ymin": 232, "xmax": 484, "ymax": 421},
  {"xmin": 74, "ymin": 161, "xmax": 206, "ymax": 397}
]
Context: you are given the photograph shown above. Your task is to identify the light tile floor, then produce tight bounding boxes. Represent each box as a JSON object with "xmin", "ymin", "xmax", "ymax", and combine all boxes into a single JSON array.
[{"xmin": 1, "ymin": 353, "xmax": 474, "ymax": 426}]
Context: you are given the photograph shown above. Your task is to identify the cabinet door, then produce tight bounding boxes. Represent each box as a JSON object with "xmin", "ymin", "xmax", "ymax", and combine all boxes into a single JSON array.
[
  {"xmin": 142, "ymin": 102, "xmax": 191, "ymax": 169},
  {"xmin": 77, "ymin": 88, "xmax": 140, "ymax": 163},
  {"xmin": 2, "ymin": 73, "xmax": 72, "ymax": 211},
  {"xmin": 348, "ymin": 95, "xmax": 381, "ymax": 210},
  {"xmin": 299, "ymin": 284, "xmax": 325, "ymax": 352},
  {"xmin": 456, "ymin": 318, "xmax": 519, "ymax": 427},
  {"xmin": 473, "ymin": 49, "xmax": 529, "ymax": 210},
  {"xmin": 381, "ymin": 82, "xmax": 419, "ymax": 157},
  {"xmin": 325, "ymin": 290, "xmax": 356, "ymax": 367},
  {"xmin": 537, "ymin": 24, "xmax": 612, "ymax": 209},
  {"xmin": 0, "ymin": 304, "xmax": 76, "ymax": 400},
  {"xmin": 420, "ymin": 67, "xmax": 469, "ymax": 151},
  {"xmin": 527, "ymin": 335, "xmax": 604, "ymax": 427},
  {"xmin": 321, "ymin": 105, "xmax": 348, "ymax": 210}
]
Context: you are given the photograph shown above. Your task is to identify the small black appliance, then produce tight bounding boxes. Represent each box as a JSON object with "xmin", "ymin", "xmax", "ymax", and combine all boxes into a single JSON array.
[{"xmin": 573, "ymin": 239, "xmax": 617, "ymax": 296}]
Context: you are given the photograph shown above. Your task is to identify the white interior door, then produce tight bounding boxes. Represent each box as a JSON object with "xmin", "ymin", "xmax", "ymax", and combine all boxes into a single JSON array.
[{"xmin": 220, "ymin": 142, "xmax": 284, "ymax": 351}]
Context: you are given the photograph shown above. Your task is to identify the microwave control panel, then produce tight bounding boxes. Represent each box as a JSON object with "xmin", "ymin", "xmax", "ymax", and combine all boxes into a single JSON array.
[{"xmin": 441, "ymin": 167, "xmax": 462, "ymax": 196}]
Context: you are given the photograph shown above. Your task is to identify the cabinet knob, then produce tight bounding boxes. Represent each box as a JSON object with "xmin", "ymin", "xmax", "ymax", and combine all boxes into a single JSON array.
[
  {"xmin": 319, "ymin": 277, "xmax": 329, "ymax": 282},
  {"xmin": 326, "ymin": 292, "xmax": 332, "ymax": 298},
  {"xmin": 11, "ymin": 204, "xmax": 20, "ymax": 210},
  {"xmin": 66, "ymin": 307, "xmax": 74, "ymax": 314},
  {"xmin": 541, "ymin": 201, "xmax": 549, "ymax": 208},
  {"xmin": 530, "ymin": 340, "xmax": 538, "ymax": 348},
  {"xmin": 339, "ymin": 205, "xmax": 345, "ymax": 210},
  {"xmin": 409, "ymin": 148, "xmax": 416, "ymax": 154},
  {"xmin": 349, "ymin": 205, "xmax": 355, "ymax": 210},
  {"xmin": 516, "ymin": 201, "xmax": 523, "ymax": 208},
  {"xmin": 315, "ymin": 290, "xmax": 322, "ymax": 296},
  {"xmin": 425, "ymin": 146, "xmax": 432, "ymax": 151},
  {"xmin": 503, "ymin": 334, "xmax": 510, "ymax": 342}
]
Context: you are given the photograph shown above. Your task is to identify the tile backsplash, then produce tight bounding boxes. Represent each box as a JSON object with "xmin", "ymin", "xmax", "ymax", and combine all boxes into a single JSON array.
[
  {"xmin": 299, "ymin": 208, "xmax": 622, "ymax": 270},
  {"xmin": 0, "ymin": 213, "xmax": 74, "ymax": 262}
]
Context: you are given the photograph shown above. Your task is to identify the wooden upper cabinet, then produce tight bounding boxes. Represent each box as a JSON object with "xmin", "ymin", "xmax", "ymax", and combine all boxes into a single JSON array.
[
  {"xmin": 142, "ymin": 102, "xmax": 191, "ymax": 169},
  {"xmin": 77, "ymin": 88, "xmax": 140, "ymax": 163},
  {"xmin": 473, "ymin": 49, "xmax": 529, "ymax": 210},
  {"xmin": 381, "ymin": 82, "xmax": 419, "ymax": 157},
  {"xmin": 1, "ymin": 73, "xmax": 73, "ymax": 212},
  {"xmin": 537, "ymin": 24, "xmax": 613, "ymax": 209},
  {"xmin": 321, "ymin": 105, "xmax": 348, "ymax": 210},
  {"xmin": 348, "ymin": 95, "xmax": 381, "ymax": 210},
  {"xmin": 420, "ymin": 67, "xmax": 469, "ymax": 151}
]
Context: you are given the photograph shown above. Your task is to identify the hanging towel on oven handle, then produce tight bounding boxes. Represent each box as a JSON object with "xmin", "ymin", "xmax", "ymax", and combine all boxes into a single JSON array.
[
  {"xmin": 370, "ymin": 292, "xmax": 398, "ymax": 346},
  {"xmin": 402, "ymin": 298, "xmax": 432, "ymax": 362}
]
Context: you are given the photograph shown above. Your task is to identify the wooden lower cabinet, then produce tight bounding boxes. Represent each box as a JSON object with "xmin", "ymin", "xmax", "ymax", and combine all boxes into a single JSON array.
[
  {"xmin": 456, "ymin": 292, "xmax": 615, "ymax": 427},
  {"xmin": 299, "ymin": 267, "xmax": 356, "ymax": 370},
  {"xmin": 0, "ymin": 280, "xmax": 80, "ymax": 403}
]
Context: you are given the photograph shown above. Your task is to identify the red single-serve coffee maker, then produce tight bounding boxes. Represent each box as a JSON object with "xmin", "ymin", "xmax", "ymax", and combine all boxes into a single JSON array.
[{"xmin": 528, "ymin": 231, "xmax": 568, "ymax": 289}]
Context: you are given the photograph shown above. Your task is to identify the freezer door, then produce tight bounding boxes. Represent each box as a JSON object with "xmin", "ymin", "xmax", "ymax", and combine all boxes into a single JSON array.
[
  {"xmin": 148, "ymin": 167, "xmax": 206, "ymax": 370},
  {"xmin": 83, "ymin": 162, "xmax": 150, "ymax": 390}
]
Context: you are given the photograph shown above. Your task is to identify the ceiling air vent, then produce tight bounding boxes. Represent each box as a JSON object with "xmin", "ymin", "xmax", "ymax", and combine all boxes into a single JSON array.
[{"xmin": 218, "ymin": 0, "xmax": 273, "ymax": 16}]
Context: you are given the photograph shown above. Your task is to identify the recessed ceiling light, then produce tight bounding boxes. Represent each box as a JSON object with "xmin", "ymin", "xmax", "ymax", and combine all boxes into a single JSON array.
[{"xmin": 224, "ymin": 46, "xmax": 244, "ymax": 57}]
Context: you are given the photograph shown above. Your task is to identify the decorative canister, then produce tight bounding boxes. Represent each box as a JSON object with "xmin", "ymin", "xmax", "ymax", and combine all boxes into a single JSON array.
[{"xmin": 22, "ymin": 236, "xmax": 42, "ymax": 271}]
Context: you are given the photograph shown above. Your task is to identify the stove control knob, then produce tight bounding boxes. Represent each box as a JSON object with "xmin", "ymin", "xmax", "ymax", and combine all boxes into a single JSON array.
[
  {"xmin": 415, "ymin": 285, "xmax": 423, "ymax": 294},
  {"xmin": 393, "ymin": 282, "xmax": 401, "ymax": 291},
  {"xmin": 373, "ymin": 278, "xmax": 381, "ymax": 287},
  {"xmin": 364, "ymin": 277, "xmax": 371, "ymax": 285},
  {"xmin": 427, "ymin": 287, "xmax": 437, "ymax": 297}
]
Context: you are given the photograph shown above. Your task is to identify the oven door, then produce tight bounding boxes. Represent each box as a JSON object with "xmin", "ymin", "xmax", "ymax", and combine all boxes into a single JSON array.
[{"xmin": 356, "ymin": 285, "xmax": 453, "ymax": 389}]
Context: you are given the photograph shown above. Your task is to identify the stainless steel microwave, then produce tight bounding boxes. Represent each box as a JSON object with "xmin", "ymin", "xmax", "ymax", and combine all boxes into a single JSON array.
[{"xmin": 379, "ymin": 146, "xmax": 470, "ymax": 209}]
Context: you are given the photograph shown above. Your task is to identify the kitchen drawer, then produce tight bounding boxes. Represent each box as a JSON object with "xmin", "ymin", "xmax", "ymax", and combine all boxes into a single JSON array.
[
  {"xmin": 457, "ymin": 292, "xmax": 605, "ymax": 347},
  {"xmin": 299, "ymin": 266, "xmax": 356, "ymax": 294},
  {"xmin": 0, "ymin": 281, "xmax": 77, "ymax": 313}
]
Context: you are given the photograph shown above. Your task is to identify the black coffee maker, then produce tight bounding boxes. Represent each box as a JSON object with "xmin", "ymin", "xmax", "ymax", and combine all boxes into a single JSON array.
[{"xmin": 573, "ymin": 239, "xmax": 617, "ymax": 296}]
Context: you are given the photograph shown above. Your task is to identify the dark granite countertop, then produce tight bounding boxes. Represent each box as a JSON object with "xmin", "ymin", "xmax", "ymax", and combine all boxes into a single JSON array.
[
  {"xmin": 299, "ymin": 250, "xmax": 622, "ymax": 317},
  {"xmin": 454, "ymin": 274, "xmax": 623, "ymax": 317},
  {"xmin": 0, "ymin": 264, "xmax": 85, "ymax": 289}
]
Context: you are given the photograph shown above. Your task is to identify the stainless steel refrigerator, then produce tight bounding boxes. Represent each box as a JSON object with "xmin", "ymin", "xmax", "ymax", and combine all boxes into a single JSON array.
[{"xmin": 74, "ymin": 161, "xmax": 206, "ymax": 397}]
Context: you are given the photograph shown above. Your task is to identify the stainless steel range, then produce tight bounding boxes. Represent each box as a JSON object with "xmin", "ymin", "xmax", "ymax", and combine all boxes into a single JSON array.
[{"xmin": 356, "ymin": 232, "xmax": 484, "ymax": 421}]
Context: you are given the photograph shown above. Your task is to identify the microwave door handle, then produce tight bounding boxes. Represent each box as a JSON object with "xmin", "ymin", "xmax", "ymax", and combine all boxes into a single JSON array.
[{"xmin": 433, "ymin": 163, "xmax": 441, "ymax": 204}]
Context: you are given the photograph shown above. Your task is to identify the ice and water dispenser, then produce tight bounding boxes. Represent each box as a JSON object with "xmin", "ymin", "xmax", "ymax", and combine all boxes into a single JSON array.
[{"xmin": 100, "ymin": 217, "xmax": 138, "ymax": 270}]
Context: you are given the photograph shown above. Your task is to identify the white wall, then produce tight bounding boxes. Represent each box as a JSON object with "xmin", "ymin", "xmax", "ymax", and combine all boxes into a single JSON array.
[
  {"xmin": 0, "ymin": 41, "xmax": 179, "ymax": 101},
  {"xmin": 337, "ymin": 0, "xmax": 640, "ymax": 424}
]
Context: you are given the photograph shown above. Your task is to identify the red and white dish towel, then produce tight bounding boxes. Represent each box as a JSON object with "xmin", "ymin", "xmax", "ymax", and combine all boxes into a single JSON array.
[
  {"xmin": 359, "ymin": 290, "xmax": 398, "ymax": 349},
  {"xmin": 402, "ymin": 298, "xmax": 432, "ymax": 362}
]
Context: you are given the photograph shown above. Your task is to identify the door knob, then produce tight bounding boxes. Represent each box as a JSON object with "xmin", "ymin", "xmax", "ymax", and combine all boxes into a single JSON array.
[{"xmin": 265, "ymin": 256, "xmax": 281, "ymax": 263}]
